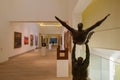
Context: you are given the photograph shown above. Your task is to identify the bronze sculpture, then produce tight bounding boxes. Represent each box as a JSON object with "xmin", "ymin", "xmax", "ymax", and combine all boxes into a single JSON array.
[
  {"xmin": 55, "ymin": 14, "xmax": 110, "ymax": 45},
  {"xmin": 72, "ymin": 40, "xmax": 90, "ymax": 80},
  {"xmin": 55, "ymin": 14, "xmax": 110, "ymax": 80}
]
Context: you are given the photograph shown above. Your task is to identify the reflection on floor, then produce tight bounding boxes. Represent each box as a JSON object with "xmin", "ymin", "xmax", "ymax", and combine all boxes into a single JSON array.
[{"xmin": 0, "ymin": 49, "xmax": 72, "ymax": 80}]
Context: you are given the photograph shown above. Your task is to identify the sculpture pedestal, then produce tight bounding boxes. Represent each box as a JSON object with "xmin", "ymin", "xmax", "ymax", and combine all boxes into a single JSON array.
[
  {"xmin": 57, "ymin": 60, "xmax": 69, "ymax": 77},
  {"xmin": 56, "ymin": 46, "xmax": 69, "ymax": 77}
]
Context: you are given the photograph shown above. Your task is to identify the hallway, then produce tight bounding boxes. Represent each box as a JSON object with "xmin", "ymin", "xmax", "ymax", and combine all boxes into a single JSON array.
[{"xmin": 0, "ymin": 49, "xmax": 71, "ymax": 80}]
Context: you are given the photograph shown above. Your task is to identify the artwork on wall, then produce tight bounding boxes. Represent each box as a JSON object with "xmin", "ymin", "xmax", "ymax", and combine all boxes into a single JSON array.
[
  {"xmin": 14, "ymin": 32, "xmax": 22, "ymax": 48},
  {"xmin": 24, "ymin": 36, "xmax": 29, "ymax": 45},
  {"xmin": 64, "ymin": 31, "xmax": 72, "ymax": 52},
  {"xmin": 30, "ymin": 34, "xmax": 34, "ymax": 46},
  {"xmin": 35, "ymin": 35, "xmax": 38, "ymax": 46},
  {"xmin": 50, "ymin": 38, "xmax": 57, "ymax": 44}
]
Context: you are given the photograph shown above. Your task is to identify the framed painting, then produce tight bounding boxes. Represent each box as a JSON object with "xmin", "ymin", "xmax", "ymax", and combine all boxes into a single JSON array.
[
  {"xmin": 14, "ymin": 32, "xmax": 22, "ymax": 48},
  {"xmin": 24, "ymin": 36, "xmax": 29, "ymax": 45},
  {"xmin": 35, "ymin": 35, "xmax": 38, "ymax": 46},
  {"xmin": 30, "ymin": 34, "xmax": 33, "ymax": 46}
]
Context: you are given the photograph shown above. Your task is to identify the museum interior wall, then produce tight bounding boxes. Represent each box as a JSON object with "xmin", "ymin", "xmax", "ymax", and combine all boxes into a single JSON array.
[
  {"xmin": 81, "ymin": 0, "xmax": 120, "ymax": 79},
  {"xmin": 0, "ymin": 0, "xmax": 78, "ymax": 62},
  {"xmin": 82, "ymin": 0, "xmax": 120, "ymax": 50},
  {"xmin": 0, "ymin": 0, "xmax": 120, "ymax": 79},
  {"xmin": 1, "ymin": 0, "xmax": 120, "ymax": 77},
  {"xmin": 0, "ymin": 1, "xmax": 11, "ymax": 62},
  {"xmin": 9, "ymin": 22, "xmax": 39, "ymax": 57},
  {"xmin": 70, "ymin": 0, "xmax": 120, "ymax": 79}
]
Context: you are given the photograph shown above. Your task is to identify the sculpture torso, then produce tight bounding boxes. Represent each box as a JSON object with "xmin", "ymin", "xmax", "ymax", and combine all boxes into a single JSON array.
[{"xmin": 72, "ymin": 30, "xmax": 88, "ymax": 45}]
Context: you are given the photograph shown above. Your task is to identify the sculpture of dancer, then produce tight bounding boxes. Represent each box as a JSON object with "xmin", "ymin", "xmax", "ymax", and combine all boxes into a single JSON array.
[
  {"xmin": 72, "ymin": 39, "xmax": 90, "ymax": 80},
  {"xmin": 55, "ymin": 14, "xmax": 110, "ymax": 45}
]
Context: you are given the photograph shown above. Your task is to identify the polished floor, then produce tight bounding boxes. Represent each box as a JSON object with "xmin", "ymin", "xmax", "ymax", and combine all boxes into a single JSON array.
[{"xmin": 0, "ymin": 49, "xmax": 72, "ymax": 80}]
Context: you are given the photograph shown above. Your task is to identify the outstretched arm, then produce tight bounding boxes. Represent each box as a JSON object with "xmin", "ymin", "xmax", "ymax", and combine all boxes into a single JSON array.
[
  {"xmin": 86, "ymin": 14, "xmax": 110, "ymax": 32},
  {"xmin": 72, "ymin": 43, "xmax": 77, "ymax": 62},
  {"xmin": 55, "ymin": 16, "xmax": 75, "ymax": 32},
  {"xmin": 83, "ymin": 42, "xmax": 90, "ymax": 69}
]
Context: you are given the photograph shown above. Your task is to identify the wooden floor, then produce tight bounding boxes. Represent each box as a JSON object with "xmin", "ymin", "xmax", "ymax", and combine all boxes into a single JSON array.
[{"xmin": 0, "ymin": 49, "xmax": 72, "ymax": 80}]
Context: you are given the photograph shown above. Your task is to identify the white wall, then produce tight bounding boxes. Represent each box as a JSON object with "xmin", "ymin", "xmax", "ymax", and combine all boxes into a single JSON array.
[
  {"xmin": 0, "ymin": 1, "xmax": 11, "ymax": 62},
  {"xmin": 39, "ymin": 26, "xmax": 62, "ymax": 34},
  {"xmin": 0, "ymin": 0, "xmax": 71, "ymax": 62},
  {"xmin": 68, "ymin": 0, "xmax": 79, "ymax": 25},
  {"xmin": 9, "ymin": 22, "xmax": 39, "ymax": 57},
  {"xmin": 82, "ymin": 0, "xmax": 120, "ymax": 50}
]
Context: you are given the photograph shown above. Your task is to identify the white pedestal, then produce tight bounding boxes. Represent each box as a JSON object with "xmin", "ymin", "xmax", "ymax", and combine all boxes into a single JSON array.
[
  {"xmin": 57, "ymin": 60, "xmax": 69, "ymax": 77},
  {"xmin": 48, "ymin": 44, "xmax": 52, "ymax": 50}
]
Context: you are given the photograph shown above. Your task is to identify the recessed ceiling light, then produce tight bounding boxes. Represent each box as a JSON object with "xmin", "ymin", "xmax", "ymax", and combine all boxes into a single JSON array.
[{"xmin": 39, "ymin": 22, "xmax": 62, "ymax": 27}]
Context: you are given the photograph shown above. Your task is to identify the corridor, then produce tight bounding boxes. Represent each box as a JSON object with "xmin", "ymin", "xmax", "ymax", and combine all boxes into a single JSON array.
[{"xmin": 0, "ymin": 49, "xmax": 71, "ymax": 80}]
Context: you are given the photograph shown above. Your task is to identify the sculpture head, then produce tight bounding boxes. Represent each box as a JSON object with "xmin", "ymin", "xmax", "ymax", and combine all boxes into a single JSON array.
[
  {"xmin": 78, "ymin": 23, "xmax": 83, "ymax": 31},
  {"xmin": 78, "ymin": 57, "xmax": 83, "ymax": 65}
]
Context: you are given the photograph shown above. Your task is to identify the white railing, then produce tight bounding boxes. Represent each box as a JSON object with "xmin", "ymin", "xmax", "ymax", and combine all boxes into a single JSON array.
[{"xmin": 89, "ymin": 48, "xmax": 120, "ymax": 80}]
